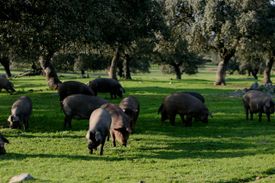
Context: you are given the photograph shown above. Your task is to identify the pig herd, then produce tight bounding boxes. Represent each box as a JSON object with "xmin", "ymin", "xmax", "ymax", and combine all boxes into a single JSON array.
[{"xmin": 0, "ymin": 76, "xmax": 275, "ymax": 156}]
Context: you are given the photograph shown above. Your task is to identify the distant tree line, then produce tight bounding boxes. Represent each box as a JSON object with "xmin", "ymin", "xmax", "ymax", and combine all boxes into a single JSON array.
[{"xmin": 0, "ymin": 0, "xmax": 275, "ymax": 89}]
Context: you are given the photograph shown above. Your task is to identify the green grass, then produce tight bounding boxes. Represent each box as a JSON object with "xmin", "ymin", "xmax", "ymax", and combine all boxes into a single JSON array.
[{"xmin": 1, "ymin": 66, "xmax": 275, "ymax": 182}]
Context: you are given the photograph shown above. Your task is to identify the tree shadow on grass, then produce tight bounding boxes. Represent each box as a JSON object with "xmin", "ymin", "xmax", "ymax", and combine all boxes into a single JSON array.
[
  {"xmin": 127, "ymin": 86, "xmax": 234, "ymax": 95},
  {"xmin": 5, "ymin": 133, "xmax": 84, "ymax": 139},
  {"xmin": 1, "ymin": 152, "xmax": 126, "ymax": 161}
]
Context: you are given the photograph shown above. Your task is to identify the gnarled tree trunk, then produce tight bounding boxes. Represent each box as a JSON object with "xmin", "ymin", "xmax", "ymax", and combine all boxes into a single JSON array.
[
  {"xmin": 263, "ymin": 57, "xmax": 274, "ymax": 84},
  {"xmin": 0, "ymin": 56, "xmax": 11, "ymax": 77},
  {"xmin": 215, "ymin": 49, "xmax": 235, "ymax": 85},
  {"xmin": 109, "ymin": 47, "xmax": 120, "ymax": 80},
  {"xmin": 124, "ymin": 54, "xmax": 132, "ymax": 80},
  {"xmin": 39, "ymin": 53, "xmax": 62, "ymax": 90},
  {"xmin": 172, "ymin": 63, "xmax": 182, "ymax": 80}
]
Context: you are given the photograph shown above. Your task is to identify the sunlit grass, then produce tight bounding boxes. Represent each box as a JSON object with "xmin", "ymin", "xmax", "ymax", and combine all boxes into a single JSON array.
[{"xmin": 1, "ymin": 66, "xmax": 275, "ymax": 182}]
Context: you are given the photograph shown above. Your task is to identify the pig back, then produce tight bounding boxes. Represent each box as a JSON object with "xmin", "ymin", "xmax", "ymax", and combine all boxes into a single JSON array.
[
  {"xmin": 164, "ymin": 93, "xmax": 205, "ymax": 114},
  {"xmin": 89, "ymin": 108, "xmax": 112, "ymax": 131},
  {"xmin": 0, "ymin": 78, "xmax": 8, "ymax": 87},
  {"xmin": 58, "ymin": 81, "xmax": 94, "ymax": 101},
  {"xmin": 101, "ymin": 103, "xmax": 130, "ymax": 131},
  {"xmin": 12, "ymin": 96, "xmax": 32, "ymax": 115},
  {"xmin": 0, "ymin": 78, "xmax": 14, "ymax": 89},
  {"xmin": 119, "ymin": 96, "xmax": 139, "ymax": 112},
  {"xmin": 62, "ymin": 94, "xmax": 108, "ymax": 119}
]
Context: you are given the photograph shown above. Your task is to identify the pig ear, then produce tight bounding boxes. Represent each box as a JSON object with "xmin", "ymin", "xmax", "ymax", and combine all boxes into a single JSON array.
[
  {"xmin": 86, "ymin": 131, "xmax": 96, "ymax": 141},
  {"xmin": 7, "ymin": 115, "xmax": 13, "ymax": 122},
  {"xmin": 2, "ymin": 137, "xmax": 9, "ymax": 144},
  {"xmin": 114, "ymin": 127, "xmax": 126, "ymax": 133},
  {"xmin": 85, "ymin": 131, "xmax": 90, "ymax": 140}
]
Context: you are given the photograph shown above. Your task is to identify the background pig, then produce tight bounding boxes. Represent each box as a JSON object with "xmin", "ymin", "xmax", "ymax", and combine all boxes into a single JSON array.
[
  {"xmin": 58, "ymin": 81, "xmax": 94, "ymax": 101},
  {"xmin": 242, "ymin": 90, "xmax": 274, "ymax": 122},
  {"xmin": 0, "ymin": 77, "xmax": 15, "ymax": 94},
  {"xmin": 86, "ymin": 108, "xmax": 112, "ymax": 155},
  {"xmin": 61, "ymin": 94, "xmax": 108, "ymax": 129},
  {"xmin": 101, "ymin": 103, "xmax": 131, "ymax": 147},
  {"xmin": 8, "ymin": 96, "xmax": 32, "ymax": 130},
  {"xmin": 88, "ymin": 78, "xmax": 125, "ymax": 99},
  {"xmin": 158, "ymin": 93, "xmax": 210, "ymax": 126},
  {"xmin": 119, "ymin": 96, "xmax": 140, "ymax": 132},
  {"xmin": 0, "ymin": 133, "xmax": 9, "ymax": 155}
]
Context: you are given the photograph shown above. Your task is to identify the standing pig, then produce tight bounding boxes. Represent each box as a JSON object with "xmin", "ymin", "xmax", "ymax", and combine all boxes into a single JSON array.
[
  {"xmin": 88, "ymin": 78, "xmax": 125, "ymax": 99},
  {"xmin": 0, "ymin": 133, "xmax": 9, "ymax": 155},
  {"xmin": 61, "ymin": 94, "xmax": 108, "ymax": 129},
  {"xmin": 242, "ymin": 90, "xmax": 274, "ymax": 122},
  {"xmin": 86, "ymin": 108, "xmax": 112, "ymax": 155},
  {"xmin": 58, "ymin": 81, "xmax": 95, "ymax": 101},
  {"xmin": 0, "ymin": 77, "xmax": 15, "ymax": 94},
  {"xmin": 119, "ymin": 96, "xmax": 140, "ymax": 132},
  {"xmin": 158, "ymin": 93, "xmax": 210, "ymax": 126},
  {"xmin": 101, "ymin": 103, "xmax": 131, "ymax": 147},
  {"xmin": 8, "ymin": 96, "xmax": 32, "ymax": 130}
]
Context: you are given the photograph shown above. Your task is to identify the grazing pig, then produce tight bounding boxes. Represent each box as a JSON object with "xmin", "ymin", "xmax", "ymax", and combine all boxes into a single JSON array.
[
  {"xmin": 158, "ymin": 93, "xmax": 210, "ymax": 126},
  {"xmin": 58, "ymin": 81, "xmax": 95, "ymax": 101},
  {"xmin": 182, "ymin": 91, "xmax": 205, "ymax": 103},
  {"xmin": 88, "ymin": 78, "xmax": 125, "ymax": 99},
  {"xmin": 0, "ymin": 77, "xmax": 15, "ymax": 94},
  {"xmin": 0, "ymin": 133, "xmax": 9, "ymax": 155},
  {"xmin": 8, "ymin": 96, "xmax": 32, "ymax": 130},
  {"xmin": 86, "ymin": 108, "xmax": 112, "ymax": 155},
  {"xmin": 242, "ymin": 90, "xmax": 274, "ymax": 122},
  {"xmin": 119, "ymin": 96, "xmax": 140, "ymax": 132},
  {"xmin": 101, "ymin": 103, "xmax": 131, "ymax": 147},
  {"xmin": 61, "ymin": 94, "xmax": 108, "ymax": 129}
]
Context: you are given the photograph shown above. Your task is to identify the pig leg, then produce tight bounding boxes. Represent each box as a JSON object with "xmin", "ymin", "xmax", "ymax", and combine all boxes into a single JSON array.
[
  {"xmin": 185, "ymin": 115, "xmax": 192, "ymax": 127},
  {"xmin": 169, "ymin": 114, "xmax": 176, "ymax": 126},
  {"xmin": 23, "ymin": 118, "xmax": 29, "ymax": 130},
  {"xmin": 64, "ymin": 116, "xmax": 72, "ymax": 129},
  {"xmin": 245, "ymin": 107, "xmax": 249, "ymax": 120},
  {"xmin": 111, "ymin": 132, "xmax": 116, "ymax": 147},
  {"xmin": 160, "ymin": 111, "xmax": 167, "ymax": 124},
  {"xmin": 99, "ymin": 140, "xmax": 105, "ymax": 155},
  {"xmin": 258, "ymin": 112, "xmax": 262, "ymax": 122},
  {"xmin": 180, "ymin": 114, "xmax": 185, "ymax": 125},
  {"xmin": 250, "ymin": 111, "xmax": 253, "ymax": 120}
]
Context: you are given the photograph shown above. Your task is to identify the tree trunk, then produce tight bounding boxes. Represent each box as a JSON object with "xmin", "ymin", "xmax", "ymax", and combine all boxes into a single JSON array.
[
  {"xmin": 263, "ymin": 57, "xmax": 274, "ymax": 84},
  {"xmin": 215, "ymin": 49, "xmax": 235, "ymax": 85},
  {"xmin": 172, "ymin": 63, "xmax": 182, "ymax": 80},
  {"xmin": 0, "ymin": 56, "xmax": 11, "ymax": 77},
  {"xmin": 81, "ymin": 69, "xmax": 85, "ymax": 78},
  {"xmin": 124, "ymin": 54, "xmax": 132, "ymax": 80},
  {"xmin": 117, "ymin": 60, "xmax": 124, "ymax": 78},
  {"xmin": 39, "ymin": 53, "xmax": 62, "ymax": 90},
  {"xmin": 109, "ymin": 47, "xmax": 120, "ymax": 80}
]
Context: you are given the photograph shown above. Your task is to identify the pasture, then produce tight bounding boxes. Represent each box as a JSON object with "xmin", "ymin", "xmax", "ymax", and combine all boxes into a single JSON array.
[{"xmin": 1, "ymin": 66, "xmax": 275, "ymax": 183}]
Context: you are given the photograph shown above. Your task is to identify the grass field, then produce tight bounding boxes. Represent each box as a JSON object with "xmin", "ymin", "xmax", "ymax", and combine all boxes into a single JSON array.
[{"xmin": 1, "ymin": 66, "xmax": 275, "ymax": 183}]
